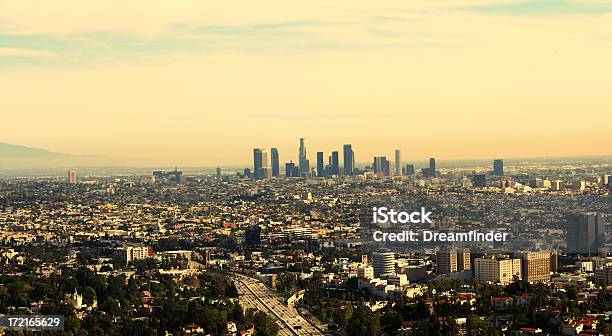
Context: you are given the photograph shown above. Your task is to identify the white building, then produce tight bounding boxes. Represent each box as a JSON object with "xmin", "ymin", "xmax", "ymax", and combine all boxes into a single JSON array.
[
  {"xmin": 115, "ymin": 246, "xmax": 151, "ymax": 265},
  {"xmin": 576, "ymin": 261, "xmax": 594, "ymax": 272},
  {"xmin": 358, "ymin": 265, "xmax": 374, "ymax": 279},
  {"xmin": 387, "ymin": 274, "xmax": 409, "ymax": 287},
  {"xmin": 474, "ymin": 255, "xmax": 521, "ymax": 284}
]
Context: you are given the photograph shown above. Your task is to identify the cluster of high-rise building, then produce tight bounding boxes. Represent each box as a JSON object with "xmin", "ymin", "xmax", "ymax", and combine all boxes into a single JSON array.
[
  {"xmin": 422, "ymin": 158, "xmax": 436, "ymax": 178},
  {"xmin": 252, "ymin": 148, "xmax": 274, "ymax": 179},
  {"xmin": 152, "ymin": 168, "xmax": 185, "ymax": 183},
  {"xmin": 251, "ymin": 138, "xmax": 355, "ymax": 179},
  {"xmin": 244, "ymin": 140, "xmax": 611, "ymax": 195},
  {"xmin": 249, "ymin": 138, "xmax": 439, "ymax": 179},
  {"xmin": 434, "ymin": 249, "xmax": 555, "ymax": 285},
  {"xmin": 368, "ymin": 247, "xmax": 560, "ymax": 286}
]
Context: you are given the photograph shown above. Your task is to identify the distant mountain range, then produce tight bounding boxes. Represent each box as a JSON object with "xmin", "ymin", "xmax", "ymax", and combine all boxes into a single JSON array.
[{"xmin": 0, "ymin": 142, "xmax": 110, "ymax": 169}]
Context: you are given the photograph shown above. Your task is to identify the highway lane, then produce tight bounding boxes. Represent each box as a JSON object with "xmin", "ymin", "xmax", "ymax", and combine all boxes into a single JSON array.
[
  {"xmin": 231, "ymin": 273, "xmax": 325, "ymax": 336},
  {"xmin": 233, "ymin": 278, "xmax": 293, "ymax": 336}
]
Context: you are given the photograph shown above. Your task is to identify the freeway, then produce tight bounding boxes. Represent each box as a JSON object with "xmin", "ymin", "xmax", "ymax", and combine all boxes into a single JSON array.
[{"xmin": 230, "ymin": 273, "xmax": 325, "ymax": 336}]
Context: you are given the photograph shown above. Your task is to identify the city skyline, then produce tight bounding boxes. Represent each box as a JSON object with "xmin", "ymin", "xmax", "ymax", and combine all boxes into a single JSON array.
[{"xmin": 1, "ymin": 138, "xmax": 611, "ymax": 171}]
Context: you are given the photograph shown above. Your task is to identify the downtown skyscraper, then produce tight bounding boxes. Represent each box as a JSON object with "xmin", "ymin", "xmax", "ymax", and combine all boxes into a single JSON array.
[
  {"xmin": 422, "ymin": 157, "xmax": 436, "ymax": 178},
  {"xmin": 330, "ymin": 151, "xmax": 340, "ymax": 176},
  {"xmin": 394, "ymin": 149, "xmax": 401, "ymax": 176},
  {"xmin": 493, "ymin": 159, "xmax": 504, "ymax": 176},
  {"xmin": 298, "ymin": 138, "xmax": 310, "ymax": 177},
  {"xmin": 317, "ymin": 151, "xmax": 325, "ymax": 177},
  {"xmin": 405, "ymin": 164, "xmax": 415, "ymax": 176},
  {"xmin": 253, "ymin": 148, "xmax": 270, "ymax": 180},
  {"xmin": 271, "ymin": 148, "xmax": 280, "ymax": 177},
  {"xmin": 566, "ymin": 213, "xmax": 605, "ymax": 256},
  {"xmin": 285, "ymin": 161, "xmax": 298, "ymax": 177},
  {"xmin": 373, "ymin": 156, "xmax": 390, "ymax": 177},
  {"xmin": 253, "ymin": 149, "xmax": 262, "ymax": 179},
  {"xmin": 429, "ymin": 157, "xmax": 436, "ymax": 174},
  {"xmin": 343, "ymin": 144, "xmax": 354, "ymax": 176}
]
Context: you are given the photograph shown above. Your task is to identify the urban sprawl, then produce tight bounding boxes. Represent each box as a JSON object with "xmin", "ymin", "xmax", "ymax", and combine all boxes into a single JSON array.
[{"xmin": 0, "ymin": 138, "xmax": 611, "ymax": 336}]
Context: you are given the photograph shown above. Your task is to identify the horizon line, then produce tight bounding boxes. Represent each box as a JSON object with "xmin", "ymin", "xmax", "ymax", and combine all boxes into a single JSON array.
[{"xmin": 1, "ymin": 153, "xmax": 611, "ymax": 173}]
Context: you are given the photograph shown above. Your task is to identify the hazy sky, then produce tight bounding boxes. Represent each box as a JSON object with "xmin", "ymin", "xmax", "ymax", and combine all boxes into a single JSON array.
[{"xmin": 1, "ymin": 0, "xmax": 611, "ymax": 166}]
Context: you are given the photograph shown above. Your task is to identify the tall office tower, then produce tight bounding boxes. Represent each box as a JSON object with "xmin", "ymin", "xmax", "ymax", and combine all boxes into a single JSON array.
[
  {"xmin": 316, "ymin": 152, "xmax": 325, "ymax": 177},
  {"xmin": 373, "ymin": 156, "xmax": 390, "ymax": 176},
  {"xmin": 330, "ymin": 151, "xmax": 340, "ymax": 176},
  {"xmin": 394, "ymin": 149, "xmax": 401, "ymax": 176},
  {"xmin": 253, "ymin": 148, "xmax": 263, "ymax": 179},
  {"xmin": 216, "ymin": 167, "xmax": 221, "ymax": 178},
  {"xmin": 458, "ymin": 248, "xmax": 471, "ymax": 271},
  {"xmin": 299, "ymin": 138, "xmax": 306, "ymax": 158},
  {"xmin": 343, "ymin": 144, "xmax": 354, "ymax": 175},
  {"xmin": 436, "ymin": 248, "xmax": 458, "ymax": 274},
  {"xmin": 270, "ymin": 148, "xmax": 280, "ymax": 177},
  {"xmin": 518, "ymin": 252, "xmax": 551, "ymax": 283},
  {"xmin": 384, "ymin": 158, "xmax": 390, "ymax": 176},
  {"xmin": 68, "ymin": 170, "xmax": 77, "ymax": 184},
  {"xmin": 566, "ymin": 213, "xmax": 605, "ymax": 256},
  {"xmin": 429, "ymin": 157, "xmax": 436, "ymax": 176},
  {"xmin": 298, "ymin": 138, "xmax": 310, "ymax": 176},
  {"xmin": 372, "ymin": 250, "xmax": 396, "ymax": 277},
  {"xmin": 243, "ymin": 168, "xmax": 251, "ymax": 179},
  {"xmin": 260, "ymin": 149, "xmax": 271, "ymax": 178},
  {"xmin": 472, "ymin": 174, "xmax": 486, "ymax": 187},
  {"xmin": 285, "ymin": 162, "xmax": 298, "ymax": 177},
  {"xmin": 405, "ymin": 164, "xmax": 415, "ymax": 176},
  {"xmin": 474, "ymin": 255, "xmax": 521, "ymax": 284},
  {"xmin": 493, "ymin": 159, "xmax": 504, "ymax": 176}
]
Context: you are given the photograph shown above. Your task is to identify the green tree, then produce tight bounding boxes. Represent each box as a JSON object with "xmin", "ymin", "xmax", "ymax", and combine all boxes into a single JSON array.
[{"xmin": 381, "ymin": 310, "xmax": 403, "ymax": 334}]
